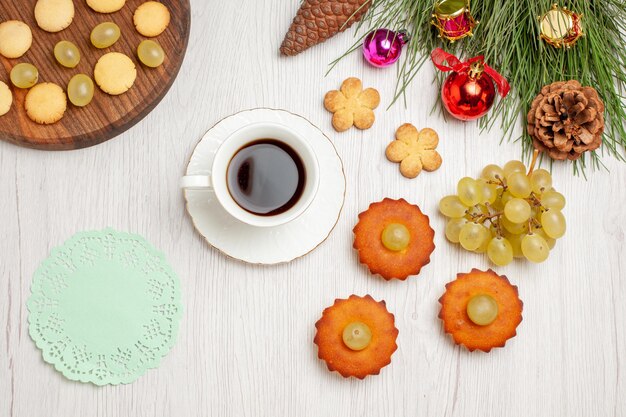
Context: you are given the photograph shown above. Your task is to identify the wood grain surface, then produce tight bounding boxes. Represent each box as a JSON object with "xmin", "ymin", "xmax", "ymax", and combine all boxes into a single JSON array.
[
  {"xmin": 1, "ymin": 0, "xmax": 625, "ymax": 416},
  {"xmin": 0, "ymin": 0, "xmax": 190, "ymax": 150}
]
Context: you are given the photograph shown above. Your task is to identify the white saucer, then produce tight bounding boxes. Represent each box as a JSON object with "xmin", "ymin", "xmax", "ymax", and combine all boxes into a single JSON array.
[{"xmin": 183, "ymin": 108, "xmax": 346, "ymax": 264}]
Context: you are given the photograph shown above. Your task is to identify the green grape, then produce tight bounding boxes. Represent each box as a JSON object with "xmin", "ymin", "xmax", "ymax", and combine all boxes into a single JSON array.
[
  {"xmin": 530, "ymin": 169, "xmax": 552, "ymax": 194},
  {"xmin": 342, "ymin": 322, "xmax": 371, "ymax": 351},
  {"xmin": 466, "ymin": 294, "xmax": 499, "ymax": 326},
  {"xmin": 533, "ymin": 227, "xmax": 557, "ymax": 249},
  {"xmin": 521, "ymin": 233, "xmax": 550, "ymax": 263},
  {"xmin": 10, "ymin": 63, "xmax": 38, "ymax": 89},
  {"xmin": 504, "ymin": 198, "xmax": 531, "ymax": 223},
  {"xmin": 381, "ymin": 223, "xmax": 410, "ymax": 251},
  {"xmin": 503, "ymin": 160, "xmax": 527, "ymax": 178},
  {"xmin": 507, "ymin": 172, "xmax": 532, "ymax": 198},
  {"xmin": 439, "ymin": 195, "xmax": 467, "ymax": 218},
  {"xmin": 457, "ymin": 177, "xmax": 483, "ymax": 206},
  {"xmin": 459, "ymin": 222, "xmax": 489, "ymax": 251},
  {"xmin": 90, "ymin": 22, "xmax": 121, "ymax": 49},
  {"xmin": 474, "ymin": 227, "xmax": 492, "ymax": 253},
  {"xmin": 491, "ymin": 195, "xmax": 504, "ymax": 211},
  {"xmin": 501, "ymin": 215, "xmax": 528, "ymax": 235},
  {"xmin": 504, "ymin": 232, "xmax": 524, "ymax": 258},
  {"xmin": 487, "ymin": 236, "xmax": 514, "ymax": 266},
  {"xmin": 54, "ymin": 41, "xmax": 80, "ymax": 68},
  {"xmin": 480, "ymin": 164, "xmax": 504, "ymax": 182},
  {"xmin": 541, "ymin": 190, "xmax": 566, "ymax": 210},
  {"xmin": 478, "ymin": 179, "xmax": 498, "ymax": 205},
  {"xmin": 445, "ymin": 218, "xmax": 468, "ymax": 243},
  {"xmin": 137, "ymin": 40, "xmax": 165, "ymax": 68},
  {"xmin": 541, "ymin": 210, "xmax": 566, "ymax": 238},
  {"xmin": 67, "ymin": 74, "xmax": 94, "ymax": 107},
  {"xmin": 500, "ymin": 190, "xmax": 514, "ymax": 206}
]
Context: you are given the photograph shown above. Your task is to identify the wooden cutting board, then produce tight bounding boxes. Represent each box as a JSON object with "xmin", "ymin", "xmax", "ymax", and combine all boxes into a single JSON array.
[{"xmin": 0, "ymin": 0, "xmax": 190, "ymax": 150}]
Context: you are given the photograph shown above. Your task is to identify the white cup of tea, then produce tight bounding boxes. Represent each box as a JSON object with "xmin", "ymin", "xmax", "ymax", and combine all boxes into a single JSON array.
[{"xmin": 181, "ymin": 122, "xmax": 320, "ymax": 228}]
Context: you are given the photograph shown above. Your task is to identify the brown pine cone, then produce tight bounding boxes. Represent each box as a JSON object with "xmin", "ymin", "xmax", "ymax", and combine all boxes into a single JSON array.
[
  {"xmin": 280, "ymin": 0, "xmax": 371, "ymax": 56},
  {"xmin": 527, "ymin": 80, "xmax": 605, "ymax": 160}
]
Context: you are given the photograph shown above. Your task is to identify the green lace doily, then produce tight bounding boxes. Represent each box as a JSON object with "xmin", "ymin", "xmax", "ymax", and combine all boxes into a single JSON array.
[{"xmin": 27, "ymin": 229, "xmax": 182, "ymax": 386}]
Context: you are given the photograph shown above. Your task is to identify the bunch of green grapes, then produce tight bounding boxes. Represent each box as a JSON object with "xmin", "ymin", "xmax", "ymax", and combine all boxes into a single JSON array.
[{"xmin": 439, "ymin": 160, "xmax": 566, "ymax": 265}]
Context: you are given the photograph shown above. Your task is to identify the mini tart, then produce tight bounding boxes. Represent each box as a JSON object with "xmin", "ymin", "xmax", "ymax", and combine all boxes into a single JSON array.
[
  {"xmin": 438, "ymin": 269, "xmax": 523, "ymax": 352},
  {"xmin": 353, "ymin": 198, "xmax": 435, "ymax": 280},
  {"xmin": 314, "ymin": 295, "xmax": 398, "ymax": 379}
]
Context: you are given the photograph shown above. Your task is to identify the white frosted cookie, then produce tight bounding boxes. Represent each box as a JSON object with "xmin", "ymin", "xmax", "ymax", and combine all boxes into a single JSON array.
[
  {"xmin": 25, "ymin": 83, "xmax": 67, "ymax": 124},
  {"xmin": 87, "ymin": 0, "xmax": 126, "ymax": 13},
  {"xmin": 94, "ymin": 52, "xmax": 137, "ymax": 95},
  {"xmin": 133, "ymin": 1, "xmax": 170, "ymax": 37},
  {"xmin": 0, "ymin": 20, "xmax": 33, "ymax": 58},
  {"xmin": 34, "ymin": 0, "xmax": 75, "ymax": 32},
  {"xmin": 0, "ymin": 81, "xmax": 12, "ymax": 116}
]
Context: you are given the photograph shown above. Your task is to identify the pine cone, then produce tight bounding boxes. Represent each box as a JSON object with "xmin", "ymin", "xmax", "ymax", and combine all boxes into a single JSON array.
[
  {"xmin": 280, "ymin": 0, "xmax": 371, "ymax": 56},
  {"xmin": 527, "ymin": 80, "xmax": 605, "ymax": 160}
]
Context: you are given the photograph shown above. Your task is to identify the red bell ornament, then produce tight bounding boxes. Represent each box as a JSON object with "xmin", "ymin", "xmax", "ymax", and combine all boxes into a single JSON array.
[{"xmin": 431, "ymin": 48, "xmax": 510, "ymax": 121}]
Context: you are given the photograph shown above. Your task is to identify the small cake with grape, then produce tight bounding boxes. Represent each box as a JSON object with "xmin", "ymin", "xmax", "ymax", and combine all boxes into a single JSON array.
[
  {"xmin": 314, "ymin": 295, "xmax": 398, "ymax": 379},
  {"xmin": 353, "ymin": 198, "xmax": 435, "ymax": 280},
  {"xmin": 439, "ymin": 269, "xmax": 523, "ymax": 352}
]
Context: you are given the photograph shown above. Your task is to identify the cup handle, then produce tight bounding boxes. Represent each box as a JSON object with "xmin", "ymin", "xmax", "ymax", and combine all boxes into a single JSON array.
[{"xmin": 180, "ymin": 175, "xmax": 212, "ymax": 190}]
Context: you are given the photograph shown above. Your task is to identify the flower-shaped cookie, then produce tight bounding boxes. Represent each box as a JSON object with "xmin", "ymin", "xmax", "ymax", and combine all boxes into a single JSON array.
[
  {"xmin": 386, "ymin": 123, "xmax": 442, "ymax": 178},
  {"xmin": 324, "ymin": 77, "xmax": 380, "ymax": 132}
]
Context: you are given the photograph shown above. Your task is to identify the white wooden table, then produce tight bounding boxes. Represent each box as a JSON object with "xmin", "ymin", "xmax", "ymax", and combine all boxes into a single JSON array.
[{"xmin": 1, "ymin": 1, "xmax": 625, "ymax": 416}]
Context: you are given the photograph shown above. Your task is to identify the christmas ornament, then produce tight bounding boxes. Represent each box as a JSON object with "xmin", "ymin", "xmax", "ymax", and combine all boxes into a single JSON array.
[
  {"xmin": 431, "ymin": 48, "xmax": 509, "ymax": 121},
  {"xmin": 539, "ymin": 4, "xmax": 583, "ymax": 48},
  {"xmin": 362, "ymin": 29, "xmax": 409, "ymax": 67},
  {"xmin": 528, "ymin": 80, "xmax": 604, "ymax": 160},
  {"xmin": 431, "ymin": 0, "xmax": 477, "ymax": 42},
  {"xmin": 280, "ymin": 0, "xmax": 371, "ymax": 56}
]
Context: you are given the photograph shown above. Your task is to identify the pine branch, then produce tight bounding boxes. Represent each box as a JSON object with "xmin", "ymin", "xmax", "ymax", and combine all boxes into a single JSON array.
[{"xmin": 330, "ymin": 0, "xmax": 626, "ymax": 172}]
